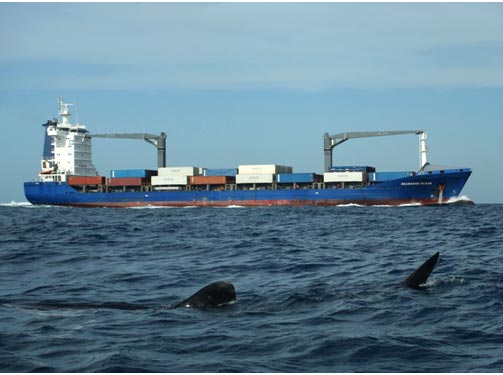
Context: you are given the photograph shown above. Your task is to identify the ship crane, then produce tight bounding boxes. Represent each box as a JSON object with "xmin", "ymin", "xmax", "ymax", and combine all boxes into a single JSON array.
[
  {"xmin": 89, "ymin": 132, "xmax": 167, "ymax": 168},
  {"xmin": 323, "ymin": 130, "xmax": 427, "ymax": 172}
]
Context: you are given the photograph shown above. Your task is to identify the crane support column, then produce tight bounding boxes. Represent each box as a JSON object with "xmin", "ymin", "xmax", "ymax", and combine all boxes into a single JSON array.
[
  {"xmin": 419, "ymin": 131, "xmax": 428, "ymax": 168},
  {"xmin": 323, "ymin": 133, "xmax": 333, "ymax": 173},
  {"xmin": 157, "ymin": 132, "xmax": 167, "ymax": 168}
]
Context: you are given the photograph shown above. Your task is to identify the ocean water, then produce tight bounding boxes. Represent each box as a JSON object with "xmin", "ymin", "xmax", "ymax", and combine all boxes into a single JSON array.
[{"xmin": 0, "ymin": 203, "xmax": 502, "ymax": 372}]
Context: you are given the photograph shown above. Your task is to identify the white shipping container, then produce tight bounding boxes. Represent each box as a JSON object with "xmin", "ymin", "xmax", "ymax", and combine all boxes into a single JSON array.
[
  {"xmin": 158, "ymin": 167, "xmax": 202, "ymax": 176},
  {"xmin": 238, "ymin": 164, "xmax": 292, "ymax": 175},
  {"xmin": 151, "ymin": 175, "xmax": 188, "ymax": 186},
  {"xmin": 236, "ymin": 174, "xmax": 275, "ymax": 184},
  {"xmin": 324, "ymin": 172, "xmax": 364, "ymax": 183}
]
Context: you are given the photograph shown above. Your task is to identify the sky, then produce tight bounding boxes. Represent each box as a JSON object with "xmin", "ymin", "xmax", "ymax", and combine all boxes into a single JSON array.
[{"xmin": 1, "ymin": 2, "xmax": 502, "ymax": 203}]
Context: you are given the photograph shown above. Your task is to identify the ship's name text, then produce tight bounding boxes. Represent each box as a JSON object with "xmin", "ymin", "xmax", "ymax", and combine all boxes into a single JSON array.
[{"xmin": 401, "ymin": 181, "xmax": 433, "ymax": 186}]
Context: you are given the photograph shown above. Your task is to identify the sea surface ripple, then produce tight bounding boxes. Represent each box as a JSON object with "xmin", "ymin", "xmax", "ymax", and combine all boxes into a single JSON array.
[{"xmin": 0, "ymin": 204, "xmax": 502, "ymax": 372}]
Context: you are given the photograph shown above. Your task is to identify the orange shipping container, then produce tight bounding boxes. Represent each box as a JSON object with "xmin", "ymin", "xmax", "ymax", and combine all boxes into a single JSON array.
[
  {"xmin": 67, "ymin": 176, "xmax": 105, "ymax": 185},
  {"xmin": 106, "ymin": 177, "xmax": 145, "ymax": 186},
  {"xmin": 189, "ymin": 176, "xmax": 234, "ymax": 185}
]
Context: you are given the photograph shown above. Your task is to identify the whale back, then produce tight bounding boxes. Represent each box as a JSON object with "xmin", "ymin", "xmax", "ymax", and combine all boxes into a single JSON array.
[{"xmin": 174, "ymin": 281, "xmax": 236, "ymax": 308}]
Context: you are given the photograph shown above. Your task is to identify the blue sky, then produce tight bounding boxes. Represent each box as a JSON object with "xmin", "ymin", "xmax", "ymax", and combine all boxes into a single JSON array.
[{"xmin": 1, "ymin": 2, "xmax": 502, "ymax": 203}]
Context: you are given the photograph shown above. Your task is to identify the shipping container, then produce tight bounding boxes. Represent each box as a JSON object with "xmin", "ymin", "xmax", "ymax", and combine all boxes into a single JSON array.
[
  {"xmin": 67, "ymin": 176, "xmax": 105, "ymax": 185},
  {"xmin": 152, "ymin": 175, "xmax": 188, "ymax": 186},
  {"xmin": 106, "ymin": 177, "xmax": 145, "ymax": 186},
  {"xmin": 329, "ymin": 166, "xmax": 376, "ymax": 173},
  {"xmin": 189, "ymin": 176, "xmax": 235, "ymax": 185},
  {"xmin": 238, "ymin": 164, "xmax": 292, "ymax": 175},
  {"xmin": 111, "ymin": 169, "xmax": 157, "ymax": 178},
  {"xmin": 324, "ymin": 172, "xmax": 365, "ymax": 183},
  {"xmin": 236, "ymin": 174, "xmax": 275, "ymax": 184},
  {"xmin": 204, "ymin": 168, "xmax": 238, "ymax": 177},
  {"xmin": 369, "ymin": 171, "xmax": 415, "ymax": 182},
  {"xmin": 157, "ymin": 167, "xmax": 202, "ymax": 176},
  {"xmin": 277, "ymin": 173, "xmax": 320, "ymax": 184}
]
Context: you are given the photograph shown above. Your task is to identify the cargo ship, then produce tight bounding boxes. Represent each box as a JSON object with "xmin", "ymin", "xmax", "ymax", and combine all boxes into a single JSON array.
[{"xmin": 24, "ymin": 98, "xmax": 472, "ymax": 207}]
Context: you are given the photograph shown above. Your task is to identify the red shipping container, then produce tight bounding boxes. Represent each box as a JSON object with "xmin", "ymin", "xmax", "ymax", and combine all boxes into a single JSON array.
[
  {"xmin": 67, "ymin": 176, "xmax": 105, "ymax": 185},
  {"xmin": 189, "ymin": 176, "xmax": 234, "ymax": 185},
  {"xmin": 107, "ymin": 177, "xmax": 144, "ymax": 186}
]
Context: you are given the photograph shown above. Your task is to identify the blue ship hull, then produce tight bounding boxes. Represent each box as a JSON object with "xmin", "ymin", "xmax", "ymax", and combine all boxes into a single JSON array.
[{"xmin": 24, "ymin": 168, "xmax": 471, "ymax": 207}]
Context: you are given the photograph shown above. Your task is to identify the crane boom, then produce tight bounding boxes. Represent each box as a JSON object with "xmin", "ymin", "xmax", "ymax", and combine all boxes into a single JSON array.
[
  {"xmin": 90, "ymin": 132, "xmax": 167, "ymax": 168},
  {"xmin": 323, "ymin": 130, "xmax": 427, "ymax": 172}
]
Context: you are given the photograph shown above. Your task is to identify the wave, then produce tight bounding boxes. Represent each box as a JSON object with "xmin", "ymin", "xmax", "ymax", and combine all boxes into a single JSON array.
[
  {"xmin": 398, "ymin": 202, "xmax": 422, "ymax": 207},
  {"xmin": 372, "ymin": 203, "xmax": 422, "ymax": 208},
  {"xmin": 335, "ymin": 202, "xmax": 422, "ymax": 208},
  {"xmin": 423, "ymin": 276, "xmax": 466, "ymax": 288},
  {"xmin": 0, "ymin": 201, "xmax": 33, "ymax": 207},
  {"xmin": 127, "ymin": 204, "xmax": 246, "ymax": 209},
  {"xmin": 446, "ymin": 195, "xmax": 474, "ymax": 205},
  {"xmin": 127, "ymin": 205, "xmax": 177, "ymax": 209}
]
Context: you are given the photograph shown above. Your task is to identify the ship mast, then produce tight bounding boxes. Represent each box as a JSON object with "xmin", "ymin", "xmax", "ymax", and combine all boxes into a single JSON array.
[{"xmin": 58, "ymin": 97, "xmax": 73, "ymax": 127}]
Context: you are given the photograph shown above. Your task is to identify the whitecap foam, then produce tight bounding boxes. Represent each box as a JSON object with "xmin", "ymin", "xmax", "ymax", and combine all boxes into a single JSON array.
[
  {"xmin": 397, "ymin": 202, "xmax": 422, "ymax": 207},
  {"xmin": 0, "ymin": 201, "xmax": 33, "ymax": 207},
  {"xmin": 334, "ymin": 203, "xmax": 422, "ymax": 208},
  {"xmin": 427, "ymin": 276, "xmax": 466, "ymax": 287},
  {"xmin": 127, "ymin": 205, "xmax": 177, "ymax": 209},
  {"xmin": 446, "ymin": 195, "xmax": 474, "ymax": 204}
]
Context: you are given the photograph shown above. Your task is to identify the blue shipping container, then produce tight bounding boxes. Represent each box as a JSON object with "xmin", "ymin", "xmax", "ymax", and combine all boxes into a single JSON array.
[
  {"xmin": 204, "ymin": 168, "xmax": 238, "ymax": 177},
  {"xmin": 277, "ymin": 173, "xmax": 316, "ymax": 184},
  {"xmin": 111, "ymin": 169, "xmax": 157, "ymax": 178},
  {"xmin": 370, "ymin": 171, "xmax": 415, "ymax": 182}
]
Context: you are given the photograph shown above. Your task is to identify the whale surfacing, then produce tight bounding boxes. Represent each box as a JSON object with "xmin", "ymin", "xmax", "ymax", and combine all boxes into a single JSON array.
[
  {"xmin": 174, "ymin": 281, "xmax": 236, "ymax": 308},
  {"xmin": 404, "ymin": 252, "xmax": 440, "ymax": 288}
]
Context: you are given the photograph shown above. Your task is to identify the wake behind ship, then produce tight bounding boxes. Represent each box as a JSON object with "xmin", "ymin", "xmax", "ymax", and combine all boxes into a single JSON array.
[{"xmin": 24, "ymin": 98, "xmax": 472, "ymax": 207}]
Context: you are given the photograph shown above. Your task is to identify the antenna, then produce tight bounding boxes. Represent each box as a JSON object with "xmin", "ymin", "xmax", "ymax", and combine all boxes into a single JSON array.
[{"xmin": 58, "ymin": 97, "xmax": 74, "ymax": 126}]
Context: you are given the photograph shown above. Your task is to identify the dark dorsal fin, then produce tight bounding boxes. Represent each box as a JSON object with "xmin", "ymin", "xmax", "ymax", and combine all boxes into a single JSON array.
[{"xmin": 404, "ymin": 252, "xmax": 440, "ymax": 288}]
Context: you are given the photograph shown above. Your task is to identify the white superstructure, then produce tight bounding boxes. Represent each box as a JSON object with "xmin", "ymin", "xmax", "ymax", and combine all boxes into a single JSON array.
[{"xmin": 39, "ymin": 97, "xmax": 97, "ymax": 182}]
